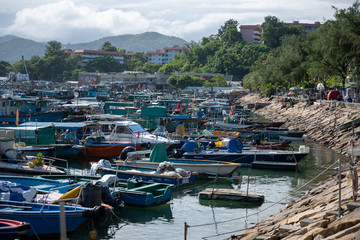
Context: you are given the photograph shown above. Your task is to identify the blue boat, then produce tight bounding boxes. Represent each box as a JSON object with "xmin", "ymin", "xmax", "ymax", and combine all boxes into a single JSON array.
[
  {"xmin": 181, "ymin": 138, "xmax": 310, "ymax": 170},
  {"xmin": 0, "ymin": 175, "xmax": 76, "ymax": 193},
  {"xmin": 39, "ymin": 175, "xmax": 175, "ymax": 208},
  {"xmin": 0, "ymin": 200, "xmax": 101, "ymax": 235},
  {"xmin": 94, "ymin": 160, "xmax": 198, "ymax": 187},
  {"xmin": 112, "ymin": 178, "xmax": 174, "ymax": 207}
]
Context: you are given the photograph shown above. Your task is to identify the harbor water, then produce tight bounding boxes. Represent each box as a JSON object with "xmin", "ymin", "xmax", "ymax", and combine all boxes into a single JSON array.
[{"xmin": 62, "ymin": 140, "xmax": 348, "ymax": 240}]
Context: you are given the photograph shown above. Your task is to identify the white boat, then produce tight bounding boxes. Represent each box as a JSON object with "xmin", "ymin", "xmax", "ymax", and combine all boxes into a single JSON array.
[
  {"xmin": 116, "ymin": 143, "xmax": 241, "ymax": 177},
  {"xmin": 105, "ymin": 120, "xmax": 179, "ymax": 149}
]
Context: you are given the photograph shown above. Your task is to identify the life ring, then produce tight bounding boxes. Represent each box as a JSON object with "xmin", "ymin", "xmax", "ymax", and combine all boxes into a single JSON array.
[{"xmin": 145, "ymin": 142, "xmax": 152, "ymax": 149}]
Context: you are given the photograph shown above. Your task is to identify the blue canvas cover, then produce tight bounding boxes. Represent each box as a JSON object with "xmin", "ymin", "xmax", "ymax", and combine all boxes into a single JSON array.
[
  {"xmin": 227, "ymin": 138, "xmax": 243, "ymax": 153},
  {"xmin": 181, "ymin": 140, "xmax": 199, "ymax": 152}
]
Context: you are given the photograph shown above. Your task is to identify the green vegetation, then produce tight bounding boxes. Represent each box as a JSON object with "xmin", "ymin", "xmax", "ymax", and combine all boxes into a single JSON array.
[{"xmin": 1, "ymin": 1, "xmax": 360, "ymax": 90}]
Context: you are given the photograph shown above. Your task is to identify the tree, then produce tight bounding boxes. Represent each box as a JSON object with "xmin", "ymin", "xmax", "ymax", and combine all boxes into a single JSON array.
[
  {"xmin": 100, "ymin": 41, "xmax": 118, "ymax": 52},
  {"xmin": 85, "ymin": 55, "xmax": 125, "ymax": 73},
  {"xmin": 261, "ymin": 16, "xmax": 302, "ymax": 48},
  {"xmin": 0, "ymin": 61, "xmax": 13, "ymax": 77},
  {"xmin": 217, "ymin": 19, "xmax": 239, "ymax": 37}
]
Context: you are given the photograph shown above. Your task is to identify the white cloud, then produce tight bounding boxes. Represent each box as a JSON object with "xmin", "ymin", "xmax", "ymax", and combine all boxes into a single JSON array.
[{"xmin": 2, "ymin": 0, "xmax": 356, "ymax": 43}]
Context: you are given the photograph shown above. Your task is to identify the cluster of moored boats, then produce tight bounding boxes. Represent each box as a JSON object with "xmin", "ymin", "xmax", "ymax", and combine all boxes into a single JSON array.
[{"xmin": 0, "ymin": 90, "xmax": 310, "ymax": 238}]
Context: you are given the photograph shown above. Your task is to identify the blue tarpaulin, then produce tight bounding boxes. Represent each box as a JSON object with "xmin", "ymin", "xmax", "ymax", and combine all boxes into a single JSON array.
[{"xmin": 227, "ymin": 138, "xmax": 243, "ymax": 153}]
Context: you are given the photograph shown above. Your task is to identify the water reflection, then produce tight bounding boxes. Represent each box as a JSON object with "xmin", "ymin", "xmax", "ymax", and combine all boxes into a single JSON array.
[{"xmin": 120, "ymin": 204, "xmax": 173, "ymax": 223}]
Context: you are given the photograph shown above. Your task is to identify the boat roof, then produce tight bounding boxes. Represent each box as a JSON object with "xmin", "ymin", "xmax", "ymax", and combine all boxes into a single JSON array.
[{"xmin": 20, "ymin": 122, "xmax": 90, "ymax": 130}]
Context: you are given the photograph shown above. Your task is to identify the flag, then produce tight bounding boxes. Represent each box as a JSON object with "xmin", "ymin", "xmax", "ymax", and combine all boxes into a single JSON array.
[
  {"xmin": 15, "ymin": 109, "xmax": 19, "ymax": 127},
  {"xmin": 138, "ymin": 83, "xmax": 141, "ymax": 88}
]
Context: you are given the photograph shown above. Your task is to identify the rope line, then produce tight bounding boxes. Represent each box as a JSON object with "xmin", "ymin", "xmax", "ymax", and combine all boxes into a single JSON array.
[{"xmin": 189, "ymin": 160, "xmax": 340, "ymax": 229}]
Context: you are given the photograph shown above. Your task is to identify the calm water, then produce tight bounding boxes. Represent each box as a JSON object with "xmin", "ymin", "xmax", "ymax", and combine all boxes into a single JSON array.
[{"xmin": 62, "ymin": 140, "xmax": 348, "ymax": 240}]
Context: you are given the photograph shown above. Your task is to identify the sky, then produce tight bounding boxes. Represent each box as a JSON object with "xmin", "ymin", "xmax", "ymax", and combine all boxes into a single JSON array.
[{"xmin": 0, "ymin": 0, "xmax": 356, "ymax": 44}]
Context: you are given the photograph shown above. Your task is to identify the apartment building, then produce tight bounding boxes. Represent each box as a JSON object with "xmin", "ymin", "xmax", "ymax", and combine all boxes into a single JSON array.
[
  {"xmin": 147, "ymin": 45, "xmax": 182, "ymax": 65},
  {"xmin": 69, "ymin": 49, "xmax": 125, "ymax": 65},
  {"xmin": 240, "ymin": 21, "xmax": 321, "ymax": 44}
]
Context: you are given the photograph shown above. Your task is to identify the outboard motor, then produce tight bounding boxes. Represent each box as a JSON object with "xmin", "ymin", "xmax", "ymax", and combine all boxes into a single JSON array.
[
  {"xmin": 119, "ymin": 146, "xmax": 136, "ymax": 160},
  {"xmin": 172, "ymin": 149, "xmax": 184, "ymax": 159},
  {"xmin": 208, "ymin": 141, "xmax": 216, "ymax": 149}
]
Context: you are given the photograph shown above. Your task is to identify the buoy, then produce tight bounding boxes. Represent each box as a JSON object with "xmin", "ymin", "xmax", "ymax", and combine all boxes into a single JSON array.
[{"xmin": 89, "ymin": 229, "xmax": 98, "ymax": 240}]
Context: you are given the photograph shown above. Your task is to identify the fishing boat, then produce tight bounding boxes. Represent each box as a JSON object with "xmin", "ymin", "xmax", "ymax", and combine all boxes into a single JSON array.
[
  {"xmin": 105, "ymin": 120, "xmax": 179, "ymax": 149},
  {"xmin": 93, "ymin": 160, "xmax": 198, "ymax": 187},
  {"xmin": 0, "ymin": 218, "xmax": 31, "ymax": 240},
  {"xmin": 0, "ymin": 95, "xmax": 65, "ymax": 127},
  {"xmin": 39, "ymin": 174, "xmax": 175, "ymax": 208},
  {"xmin": 0, "ymin": 200, "xmax": 102, "ymax": 235},
  {"xmin": 82, "ymin": 132, "xmax": 144, "ymax": 158},
  {"xmin": 179, "ymin": 138, "xmax": 310, "ymax": 170},
  {"xmin": 0, "ymin": 149, "xmax": 65, "ymax": 175},
  {"xmin": 118, "ymin": 143, "xmax": 241, "ymax": 177},
  {"xmin": 0, "ymin": 175, "xmax": 75, "ymax": 193}
]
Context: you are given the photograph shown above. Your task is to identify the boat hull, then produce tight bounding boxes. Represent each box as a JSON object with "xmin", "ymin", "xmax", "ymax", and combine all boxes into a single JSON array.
[
  {"xmin": 184, "ymin": 149, "xmax": 308, "ymax": 169},
  {"xmin": 0, "ymin": 218, "xmax": 31, "ymax": 240},
  {"xmin": 83, "ymin": 142, "xmax": 144, "ymax": 158},
  {"xmin": 121, "ymin": 159, "xmax": 240, "ymax": 177},
  {"xmin": 0, "ymin": 200, "xmax": 90, "ymax": 235},
  {"xmin": 98, "ymin": 166, "xmax": 197, "ymax": 187}
]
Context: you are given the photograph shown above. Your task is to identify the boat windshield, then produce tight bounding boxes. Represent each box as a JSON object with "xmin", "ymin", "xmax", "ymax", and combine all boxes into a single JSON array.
[{"xmin": 128, "ymin": 124, "xmax": 147, "ymax": 133}]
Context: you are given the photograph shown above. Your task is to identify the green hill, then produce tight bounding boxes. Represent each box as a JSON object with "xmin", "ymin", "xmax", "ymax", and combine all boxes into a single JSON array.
[{"xmin": 0, "ymin": 32, "xmax": 188, "ymax": 64}]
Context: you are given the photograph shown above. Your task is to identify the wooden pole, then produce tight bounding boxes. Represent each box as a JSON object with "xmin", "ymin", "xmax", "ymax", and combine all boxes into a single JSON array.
[
  {"xmin": 338, "ymin": 158, "xmax": 342, "ymax": 218},
  {"xmin": 184, "ymin": 222, "xmax": 188, "ymax": 240}
]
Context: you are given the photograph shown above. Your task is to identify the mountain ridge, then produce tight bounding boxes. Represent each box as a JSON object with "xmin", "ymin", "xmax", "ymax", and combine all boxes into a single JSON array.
[{"xmin": 0, "ymin": 32, "xmax": 188, "ymax": 64}]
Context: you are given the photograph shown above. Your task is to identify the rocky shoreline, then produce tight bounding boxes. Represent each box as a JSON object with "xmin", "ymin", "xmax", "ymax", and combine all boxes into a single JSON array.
[{"xmin": 232, "ymin": 94, "xmax": 360, "ymax": 240}]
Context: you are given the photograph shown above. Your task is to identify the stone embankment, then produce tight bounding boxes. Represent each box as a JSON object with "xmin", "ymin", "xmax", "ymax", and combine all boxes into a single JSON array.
[{"xmin": 233, "ymin": 94, "xmax": 360, "ymax": 240}]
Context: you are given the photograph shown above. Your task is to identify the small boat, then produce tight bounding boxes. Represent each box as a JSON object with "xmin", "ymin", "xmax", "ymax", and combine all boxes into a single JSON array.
[
  {"xmin": 82, "ymin": 134, "xmax": 144, "ymax": 158},
  {"xmin": 339, "ymin": 117, "xmax": 360, "ymax": 130},
  {"xmin": 39, "ymin": 174, "xmax": 175, "ymax": 208},
  {"xmin": 180, "ymin": 138, "xmax": 310, "ymax": 170},
  {"xmin": 118, "ymin": 143, "xmax": 241, "ymax": 177},
  {"xmin": 0, "ymin": 218, "xmax": 31, "ymax": 240},
  {"xmin": 0, "ymin": 175, "xmax": 75, "ymax": 193},
  {"xmin": 0, "ymin": 150, "xmax": 65, "ymax": 175},
  {"xmin": 93, "ymin": 160, "xmax": 198, "ymax": 187},
  {"xmin": 0, "ymin": 200, "xmax": 104, "ymax": 235}
]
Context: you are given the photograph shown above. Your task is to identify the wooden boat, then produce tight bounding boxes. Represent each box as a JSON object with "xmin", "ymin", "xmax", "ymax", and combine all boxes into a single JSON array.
[
  {"xmin": 0, "ymin": 152, "xmax": 65, "ymax": 175},
  {"xmin": 0, "ymin": 175, "xmax": 75, "ymax": 194},
  {"xmin": 180, "ymin": 139, "xmax": 309, "ymax": 170},
  {"xmin": 94, "ymin": 160, "xmax": 198, "ymax": 187},
  {"xmin": 83, "ymin": 140, "xmax": 144, "ymax": 158},
  {"xmin": 39, "ymin": 175, "xmax": 175, "ymax": 208},
  {"xmin": 339, "ymin": 117, "xmax": 360, "ymax": 130},
  {"xmin": 198, "ymin": 188, "xmax": 264, "ymax": 203},
  {"xmin": 118, "ymin": 143, "xmax": 241, "ymax": 177},
  {"xmin": 0, "ymin": 200, "xmax": 102, "ymax": 235},
  {"xmin": 0, "ymin": 218, "xmax": 31, "ymax": 240}
]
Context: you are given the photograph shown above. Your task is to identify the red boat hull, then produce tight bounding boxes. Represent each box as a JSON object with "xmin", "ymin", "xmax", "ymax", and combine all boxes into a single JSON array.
[{"xmin": 83, "ymin": 142, "xmax": 144, "ymax": 158}]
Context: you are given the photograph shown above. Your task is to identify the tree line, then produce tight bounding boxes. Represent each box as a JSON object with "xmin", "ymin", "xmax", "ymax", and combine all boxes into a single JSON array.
[{"xmin": 0, "ymin": 1, "xmax": 359, "ymax": 91}]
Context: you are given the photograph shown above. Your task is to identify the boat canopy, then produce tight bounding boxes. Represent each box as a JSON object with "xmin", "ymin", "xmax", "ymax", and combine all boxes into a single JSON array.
[{"xmin": 20, "ymin": 122, "xmax": 88, "ymax": 130}]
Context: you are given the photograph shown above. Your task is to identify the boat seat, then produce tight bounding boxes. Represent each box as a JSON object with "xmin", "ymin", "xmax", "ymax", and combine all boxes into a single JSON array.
[
  {"xmin": 35, "ymin": 184, "xmax": 56, "ymax": 192},
  {"xmin": 128, "ymin": 183, "xmax": 162, "ymax": 192}
]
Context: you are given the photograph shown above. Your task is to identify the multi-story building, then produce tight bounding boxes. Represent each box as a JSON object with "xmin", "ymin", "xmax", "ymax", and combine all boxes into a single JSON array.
[
  {"xmin": 239, "ymin": 25, "xmax": 262, "ymax": 44},
  {"xmin": 68, "ymin": 49, "xmax": 125, "ymax": 65},
  {"xmin": 240, "ymin": 21, "xmax": 321, "ymax": 44},
  {"xmin": 147, "ymin": 45, "xmax": 182, "ymax": 65}
]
